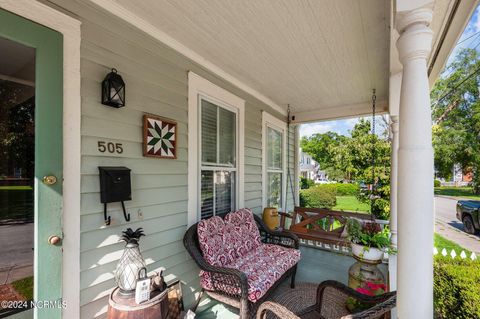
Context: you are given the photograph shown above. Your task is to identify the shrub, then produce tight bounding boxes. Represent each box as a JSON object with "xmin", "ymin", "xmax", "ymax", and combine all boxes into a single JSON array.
[
  {"xmin": 434, "ymin": 179, "xmax": 442, "ymax": 187},
  {"xmin": 313, "ymin": 183, "xmax": 360, "ymax": 196},
  {"xmin": 371, "ymin": 198, "xmax": 390, "ymax": 220},
  {"xmin": 300, "ymin": 177, "xmax": 315, "ymax": 189},
  {"xmin": 299, "ymin": 186, "xmax": 336, "ymax": 209},
  {"xmin": 434, "ymin": 257, "xmax": 480, "ymax": 319},
  {"xmin": 335, "ymin": 183, "xmax": 360, "ymax": 196}
]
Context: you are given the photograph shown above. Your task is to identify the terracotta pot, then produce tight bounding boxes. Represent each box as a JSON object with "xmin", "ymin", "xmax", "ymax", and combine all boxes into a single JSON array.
[{"xmin": 351, "ymin": 243, "xmax": 384, "ymax": 262}]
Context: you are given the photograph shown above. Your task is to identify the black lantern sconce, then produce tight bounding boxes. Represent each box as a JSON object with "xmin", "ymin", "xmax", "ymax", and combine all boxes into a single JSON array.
[{"xmin": 101, "ymin": 68, "xmax": 125, "ymax": 108}]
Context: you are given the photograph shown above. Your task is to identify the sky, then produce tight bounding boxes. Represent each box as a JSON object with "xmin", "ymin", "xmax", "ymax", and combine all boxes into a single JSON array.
[
  {"xmin": 446, "ymin": 5, "xmax": 480, "ymax": 66},
  {"xmin": 299, "ymin": 116, "xmax": 386, "ymax": 138},
  {"xmin": 300, "ymin": 5, "xmax": 480, "ymax": 139}
]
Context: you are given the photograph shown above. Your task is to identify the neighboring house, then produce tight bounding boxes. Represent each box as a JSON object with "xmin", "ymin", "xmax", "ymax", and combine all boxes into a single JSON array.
[
  {"xmin": 0, "ymin": 1, "xmax": 474, "ymax": 318},
  {"xmin": 441, "ymin": 164, "xmax": 473, "ymax": 187},
  {"xmin": 453, "ymin": 164, "xmax": 473, "ymax": 183},
  {"xmin": 299, "ymin": 150, "xmax": 327, "ymax": 182}
]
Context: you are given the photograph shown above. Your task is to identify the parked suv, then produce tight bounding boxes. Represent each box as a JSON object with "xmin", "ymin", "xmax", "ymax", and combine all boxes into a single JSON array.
[{"xmin": 456, "ymin": 200, "xmax": 480, "ymax": 234}]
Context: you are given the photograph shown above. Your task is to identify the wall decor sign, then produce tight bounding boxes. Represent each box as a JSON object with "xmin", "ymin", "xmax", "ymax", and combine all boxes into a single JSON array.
[{"xmin": 143, "ymin": 114, "xmax": 177, "ymax": 159}]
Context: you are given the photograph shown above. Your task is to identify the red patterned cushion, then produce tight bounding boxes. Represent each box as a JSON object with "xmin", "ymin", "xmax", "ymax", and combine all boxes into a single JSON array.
[
  {"xmin": 200, "ymin": 244, "xmax": 301, "ymax": 302},
  {"xmin": 225, "ymin": 208, "xmax": 262, "ymax": 257},
  {"xmin": 197, "ymin": 216, "xmax": 235, "ymax": 266}
]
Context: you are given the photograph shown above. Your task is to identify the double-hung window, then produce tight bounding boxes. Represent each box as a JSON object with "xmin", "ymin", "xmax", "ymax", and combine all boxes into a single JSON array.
[
  {"xmin": 188, "ymin": 72, "xmax": 245, "ymax": 225},
  {"xmin": 262, "ymin": 112, "xmax": 287, "ymax": 211},
  {"xmin": 200, "ymin": 98, "xmax": 237, "ymax": 219}
]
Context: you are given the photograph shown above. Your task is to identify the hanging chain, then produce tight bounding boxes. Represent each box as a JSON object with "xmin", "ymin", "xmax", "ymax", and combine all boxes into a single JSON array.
[
  {"xmin": 286, "ymin": 104, "xmax": 297, "ymax": 208},
  {"xmin": 371, "ymin": 89, "xmax": 377, "ymax": 203}
]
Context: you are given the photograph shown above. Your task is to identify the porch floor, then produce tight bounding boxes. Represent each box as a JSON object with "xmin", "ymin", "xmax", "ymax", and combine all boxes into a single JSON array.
[{"xmin": 195, "ymin": 246, "xmax": 388, "ymax": 318}]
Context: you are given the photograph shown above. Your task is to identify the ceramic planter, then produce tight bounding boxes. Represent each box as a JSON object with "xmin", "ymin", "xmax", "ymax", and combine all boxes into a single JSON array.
[{"xmin": 351, "ymin": 242, "xmax": 384, "ymax": 262}]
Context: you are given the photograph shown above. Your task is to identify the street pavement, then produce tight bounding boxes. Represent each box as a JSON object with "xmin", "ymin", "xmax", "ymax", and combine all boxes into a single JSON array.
[
  {"xmin": 435, "ymin": 196, "xmax": 480, "ymax": 254},
  {"xmin": 0, "ymin": 223, "xmax": 33, "ymax": 284}
]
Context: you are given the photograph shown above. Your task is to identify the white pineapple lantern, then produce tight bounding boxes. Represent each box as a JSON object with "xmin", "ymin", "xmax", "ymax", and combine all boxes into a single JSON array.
[{"xmin": 114, "ymin": 228, "xmax": 147, "ymax": 296}]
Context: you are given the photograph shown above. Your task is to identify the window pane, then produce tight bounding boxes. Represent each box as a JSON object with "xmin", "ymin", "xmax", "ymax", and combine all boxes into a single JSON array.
[
  {"xmin": 201, "ymin": 170, "xmax": 236, "ymax": 219},
  {"xmin": 201, "ymin": 170, "xmax": 214, "ymax": 219},
  {"xmin": 267, "ymin": 172, "xmax": 282, "ymax": 208},
  {"xmin": 267, "ymin": 127, "xmax": 282, "ymax": 170},
  {"xmin": 201, "ymin": 100, "xmax": 217, "ymax": 164},
  {"xmin": 215, "ymin": 171, "xmax": 235, "ymax": 215},
  {"xmin": 218, "ymin": 108, "xmax": 236, "ymax": 166}
]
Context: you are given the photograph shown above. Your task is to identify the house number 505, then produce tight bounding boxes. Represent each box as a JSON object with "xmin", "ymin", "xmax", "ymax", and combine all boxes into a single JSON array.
[{"xmin": 98, "ymin": 141, "xmax": 124, "ymax": 154}]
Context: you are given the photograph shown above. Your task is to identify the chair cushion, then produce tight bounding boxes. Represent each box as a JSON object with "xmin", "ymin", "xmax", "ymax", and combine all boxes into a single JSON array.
[
  {"xmin": 200, "ymin": 243, "xmax": 301, "ymax": 302},
  {"xmin": 197, "ymin": 216, "xmax": 235, "ymax": 266},
  {"xmin": 225, "ymin": 208, "xmax": 262, "ymax": 257}
]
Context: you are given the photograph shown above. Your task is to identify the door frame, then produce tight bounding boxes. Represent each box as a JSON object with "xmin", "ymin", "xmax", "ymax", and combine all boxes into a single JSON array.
[{"xmin": 0, "ymin": 1, "xmax": 81, "ymax": 318}]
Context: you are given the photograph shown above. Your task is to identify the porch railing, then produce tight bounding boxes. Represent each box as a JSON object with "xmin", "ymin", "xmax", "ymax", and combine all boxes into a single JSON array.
[{"xmin": 279, "ymin": 207, "xmax": 378, "ymax": 252}]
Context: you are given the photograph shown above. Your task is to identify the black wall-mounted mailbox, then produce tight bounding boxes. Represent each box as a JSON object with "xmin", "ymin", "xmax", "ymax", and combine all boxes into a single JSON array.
[
  {"xmin": 99, "ymin": 166, "xmax": 132, "ymax": 225},
  {"xmin": 99, "ymin": 166, "xmax": 132, "ymax": 203}
]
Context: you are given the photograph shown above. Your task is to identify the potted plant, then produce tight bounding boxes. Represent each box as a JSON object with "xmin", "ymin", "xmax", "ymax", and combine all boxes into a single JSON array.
[
  {"xmin": 346, "ymin": 218, "xmax": 394, "ymax": 262},
  {"xmin": 346, "ymin": 281, "xmax": 388, "ymax": 312}
]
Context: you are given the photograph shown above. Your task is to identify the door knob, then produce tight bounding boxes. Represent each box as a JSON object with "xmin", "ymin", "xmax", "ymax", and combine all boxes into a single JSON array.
[
  {"xmin": 48, "ymin": 235, "xmax": 62, "ymax": 245},
  {"xmin": 43, "ymin": 175, "xmax": 57, "ymax": 185}
]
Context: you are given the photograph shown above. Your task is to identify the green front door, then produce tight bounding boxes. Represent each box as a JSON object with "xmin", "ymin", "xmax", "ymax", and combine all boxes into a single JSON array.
[{"xmin": 0, "ymin": 8, "xmax": 63, "ymax": 319}]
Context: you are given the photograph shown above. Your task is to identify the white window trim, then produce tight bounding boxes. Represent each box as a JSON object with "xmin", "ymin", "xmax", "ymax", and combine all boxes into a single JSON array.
[
  {"xmin": 262, "ymin": 111, "xmax": 287, "ymax": 211},
  {"xmin": 188, "ymin": 72, "xmax": 245, "ymax": 226}
]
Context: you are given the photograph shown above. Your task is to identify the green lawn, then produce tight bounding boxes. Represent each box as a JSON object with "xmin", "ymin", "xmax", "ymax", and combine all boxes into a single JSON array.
[
  {"xmin": 11, "ymin": 276, "xmax": 33, "ymax": 300},
  {"xmin": 333, "ymin": 196, "xmax": 370, "ymax": 213},
  {"xmin": 0, "ymin": 186, "xmax": 32, "ymax": 190},
  {"xmin": 434, "ymin": 233, "xmax": 470, "ymax": 254},
  {"xmin": 434, "ymin": 186, "xmax": 480, "ymax": 200}
]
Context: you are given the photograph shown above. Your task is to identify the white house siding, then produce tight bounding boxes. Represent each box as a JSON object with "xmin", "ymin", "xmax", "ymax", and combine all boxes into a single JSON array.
[{"xmin": 44, "ymin": 1, "xmax": 297, "ymax": 317}]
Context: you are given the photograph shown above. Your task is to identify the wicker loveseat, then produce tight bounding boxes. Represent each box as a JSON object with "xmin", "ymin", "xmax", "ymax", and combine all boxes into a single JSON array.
[{"xmin": 183, "ymin": 208, "xmax": 301, "ymax": 319}]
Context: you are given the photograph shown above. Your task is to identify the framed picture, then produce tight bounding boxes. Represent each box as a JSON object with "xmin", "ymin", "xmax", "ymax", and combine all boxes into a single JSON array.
[{"xmin": 143, "ymin": 114, "xmax": 177, "ymax": 159}]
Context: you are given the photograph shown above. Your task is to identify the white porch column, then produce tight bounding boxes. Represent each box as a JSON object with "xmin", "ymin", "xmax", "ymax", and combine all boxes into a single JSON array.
[
  {"xmin": 389, "ymin": 115, "xmax": 399, "ymax": 289},
  {"xmin": 396, "ymin": 6, "xmax": 434, "ymax": 319}
]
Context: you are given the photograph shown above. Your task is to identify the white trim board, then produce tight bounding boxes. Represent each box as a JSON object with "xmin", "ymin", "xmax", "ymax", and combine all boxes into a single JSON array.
[
  {"xmin": 262, "ymin": 111, "xmax": 287, "ymax": 211},
  {"xmin": 188, "ymin": 71, "xmax": 245, "ymax": 226},
  {"xmin": 87, "ymin": 0, "xmax": 286, "ymax": 117},
  {"xmin": 0, "ymin": 1, "xmax": 82, "ymax": 318}
]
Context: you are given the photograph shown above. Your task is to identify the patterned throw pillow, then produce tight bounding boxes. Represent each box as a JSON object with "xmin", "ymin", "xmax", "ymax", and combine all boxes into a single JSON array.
[
  {"xmin": 197, "ymin": 216, "xmax": 235, "ymax": 266},
  {"xmin": 225, "ymin": 208, "xmax": 262, "ymax": 258}
]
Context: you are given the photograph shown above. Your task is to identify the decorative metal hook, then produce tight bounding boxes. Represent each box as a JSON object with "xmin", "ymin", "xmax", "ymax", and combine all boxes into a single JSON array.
[
  {"xmin": 104, "ymin": 203, "xmax": 111, "ymax": 226},
  {"xmin": 121, "ymin": 201, "xmax": 130, "ymax": 222}
]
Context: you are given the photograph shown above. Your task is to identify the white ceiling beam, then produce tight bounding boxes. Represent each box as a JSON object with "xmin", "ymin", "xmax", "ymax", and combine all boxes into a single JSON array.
[
  {"xmin": 0, "ymin": 74, "xmax": 34, "ymax": 87},
  {"xmin": 291, "ymin": 100, "xmax": 388, "ymax": 124}
]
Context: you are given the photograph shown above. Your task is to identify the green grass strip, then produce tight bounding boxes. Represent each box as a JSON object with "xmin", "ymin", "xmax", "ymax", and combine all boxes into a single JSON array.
[{"xmin": 11, "ymin": 276, "xmax": 33, "ymax": 300}]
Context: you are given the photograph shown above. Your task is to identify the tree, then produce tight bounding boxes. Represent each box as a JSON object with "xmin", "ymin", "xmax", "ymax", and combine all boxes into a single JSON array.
[
  {"xmin": 300, "ymin": 132, "xmax": 346, "ymax": 170},
  {"xmin": 300, "ymin": 119, "xmax": 391, "ymax": 219},
  {"xmin": 431, "ymin": 48, "xmax": 480, "ymax": 193}
]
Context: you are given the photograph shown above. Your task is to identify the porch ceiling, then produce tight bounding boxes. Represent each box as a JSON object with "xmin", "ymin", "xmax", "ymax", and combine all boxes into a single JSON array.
[
  {"xmin": 104, "ymin": 0, "xmax": 391, "ymax": 119},
  {"xmin": 91, "ymin": 0, "xmax": 470, "ymax": 122}
]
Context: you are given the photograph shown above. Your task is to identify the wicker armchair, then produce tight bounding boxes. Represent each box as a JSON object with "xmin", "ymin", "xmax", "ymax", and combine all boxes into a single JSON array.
[
  {"xmin": 257, "ymin": 280, "xmax": 396, "ymax": 319},
  {"xmin": 183, "ymin": 212, "xmax": 300, "ymax": 319}
]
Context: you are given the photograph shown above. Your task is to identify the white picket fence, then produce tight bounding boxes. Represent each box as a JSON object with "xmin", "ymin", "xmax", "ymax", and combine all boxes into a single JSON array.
[{"xmin": 433, "ymin": 247, "xmax": 477, "ymax": 260}]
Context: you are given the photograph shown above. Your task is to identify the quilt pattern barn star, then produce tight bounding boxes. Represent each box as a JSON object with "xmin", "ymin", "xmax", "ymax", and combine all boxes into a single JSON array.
[{"xmin": 143, "ymin": 114, "xmax": 177, "ymax": 159}]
